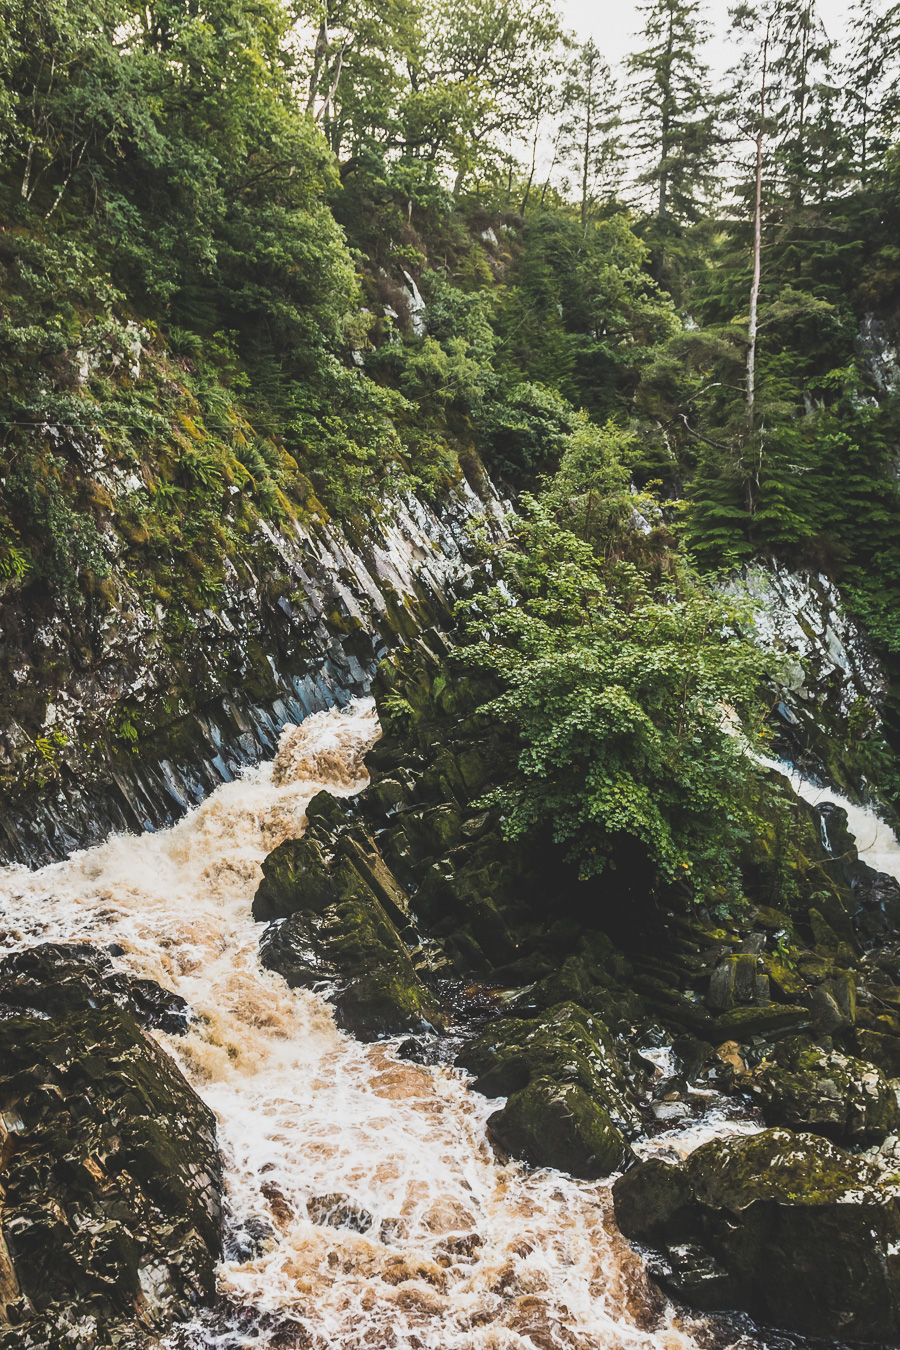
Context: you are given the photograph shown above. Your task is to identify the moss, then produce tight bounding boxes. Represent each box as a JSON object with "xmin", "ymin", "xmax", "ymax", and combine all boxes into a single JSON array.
[
  {"xmin": 459, "ymin": 1002, "xmax": 639, "ymax": 1177},
  {"xmin": 488, "ymin": 1078, "xmax": 633, "ymax": 1178},
  {"xmin": 615, "ymin": 1128, "xmax": 900, "ymax": 1342},
  {"xmin": 746, "ymin": 1036, "xmax": 899, "ymax": 1143},
  {"xmin": 711, "ymin": 1003, "xmax": 812, "ymax": 1041}
]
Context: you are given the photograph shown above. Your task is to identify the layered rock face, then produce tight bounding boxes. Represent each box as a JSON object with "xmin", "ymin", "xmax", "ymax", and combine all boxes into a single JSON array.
[
  {"xmin": 0, "ymin": 476, "xmax": 502, "ymax": 866},
  {"xmin": 256, "ymin": 789, "xmax": 446, "ymax": 1040},
  {"xmin": 614, "ymin": 1128, "xmax": 900, "ymax": 1342},
  {"xmin": 0, "ymin": 947, "xmax": 222, "ymax": 1347}
]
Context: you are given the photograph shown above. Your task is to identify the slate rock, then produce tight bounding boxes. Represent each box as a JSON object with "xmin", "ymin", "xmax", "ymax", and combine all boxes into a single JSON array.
[
  {"xmin": 613, "ymin": 1127, "xmax": 900, "ymax": 1341},
  {"xmin": 745, "ymin": 1035, "xmax": 899, "ymax": 1143},
  {"xmin": 458, "ymin": 1002, "xmax": 639, "ymax": 1178},
  {"xmin": 0, "ymin": 999, "xmax": 222, "ymax": 1346},
  {"xmin": 0, "ymin": 943, "xmax": 189, "ymax": 1034}
]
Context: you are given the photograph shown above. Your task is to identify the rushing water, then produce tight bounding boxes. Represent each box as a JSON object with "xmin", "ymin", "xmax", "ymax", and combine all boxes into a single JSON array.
[
  {"xmin": 781, "ymin": 769, "xmax": 900, "ymax": 886},
  {"xmin": 0, "ymin": 704, "xmax": 811, "ymax": 1350}
]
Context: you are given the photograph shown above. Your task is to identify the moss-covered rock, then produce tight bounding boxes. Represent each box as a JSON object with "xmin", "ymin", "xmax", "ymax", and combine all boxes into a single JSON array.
[
  {"xmin": 489, "ymin": 1078, "xmax": 631, "ymax": 1178},
  {"xmin": 260, "ymin": 895, "xmax": 443, "ymax": 1040},
  {"xmin": 0, "ymin": 972, "xmax": 222, "ymax": 1345},
  {"xmin": 613, "ymin": 1127, "xmax": 900, "ymax": 1341},
  {"xmin": 458, "ymin": 1003, "xmax": 639, "ymax": 1177},
  {"xmin": 857, "ymin": 1027, "xmax": 900, "ymax": 1076},
  {"xmin": 745, "ymin": 1035, "xmax": 899, "ymax": 1142}
]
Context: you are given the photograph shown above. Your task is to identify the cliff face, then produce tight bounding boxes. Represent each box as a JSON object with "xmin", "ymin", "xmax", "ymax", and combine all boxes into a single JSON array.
[
  {"xmin": 724, "ymin": 560, "xmax": 890, "ymax": 795},
  {"xmin": 0, "ymin": 471, "xmax": 503, "ymax": 866}
]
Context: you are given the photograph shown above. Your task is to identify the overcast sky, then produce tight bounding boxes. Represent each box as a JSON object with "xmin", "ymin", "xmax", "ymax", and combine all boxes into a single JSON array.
[{"xmin": 560, "ymin": 0, "xmax": 850, "ymax": 71}]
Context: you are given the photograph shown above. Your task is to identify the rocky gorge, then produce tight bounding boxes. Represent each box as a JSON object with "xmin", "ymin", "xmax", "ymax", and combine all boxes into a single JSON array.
[{"xmin": 3, "ymin": 484, "xmax": 900, "ymax": 1347}]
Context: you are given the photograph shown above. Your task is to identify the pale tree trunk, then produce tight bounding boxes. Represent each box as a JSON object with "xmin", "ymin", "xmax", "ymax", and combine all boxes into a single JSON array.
[
  {"xmin": 658, "ymin": 7, "xmax": 674, "ymax": 219},
  {"xmin": 315, "ymin": 38, "xmax": 350, "ymax": 125},
  {"xmin": 306, "ymin": 19, "xmax": 329, "ymax": 115},
  {"xmin": 44, "ymin": 140, "xmax": 87, "ymax": 221},
  {"xmin": 539, "ymin": 131, "xmax": 562, "ymax": 207},
  {"xmin": 581, "ymin": 75, "xmax": 593, "ymax": 233},
  {"xmin": 520, "ymin": 118, "xmax": 541, "ymax": 213}
]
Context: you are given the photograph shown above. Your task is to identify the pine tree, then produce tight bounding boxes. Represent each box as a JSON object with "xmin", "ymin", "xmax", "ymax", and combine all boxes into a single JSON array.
[
  {"xmin": 842, "ymin": 0, "xmax": 900, "ymax": 187},
  {"xmin": 557, "ymin": 40, "xmax": 622, "ymax": 231},
  {"xmin": 624, "ymin": 0, "xmax": 718, "ymax": 226}
]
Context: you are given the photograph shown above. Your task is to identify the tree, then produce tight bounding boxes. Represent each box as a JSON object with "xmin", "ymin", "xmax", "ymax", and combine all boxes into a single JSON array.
[
  {"xmin": 415, "ymin": 0, "xmax": 563, "ymax": 192},
  {"xmin": 300, "ymin": 0, "xmax": 421, "ymax": 161},
  {"xmin": 842, "ymin": 0, "xmax": 900, "ymax": 188},
  {"xmin": 558, "ymin": 39, "xmax": 622, "ymax": 232},
  {"xmin": 624, "ymin": 0, "xmax": 718, "ymax": 226},
  {"xmin": 461, "ymin": 497, "xmax": 778, "ymax": 904},
  {"xmin": 726, "ymin": 1, "xmax": 838, "ymax": 424}
]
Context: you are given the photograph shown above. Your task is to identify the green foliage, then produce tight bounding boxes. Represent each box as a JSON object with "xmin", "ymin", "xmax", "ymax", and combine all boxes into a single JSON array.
[
  {"xmin": 460, "ymin": 497, "xmax": 780, "ymax": 902},
  {"xmin": 475, "ymin": 382, "xmax": 577, "ymax": 477},
  {"xmin": 494, "ymin": 211, "xmax": 678, "ymax": 416},
  {"xmin": 625, "ymin": 0, "xmax": 719, "ymax": 225}
]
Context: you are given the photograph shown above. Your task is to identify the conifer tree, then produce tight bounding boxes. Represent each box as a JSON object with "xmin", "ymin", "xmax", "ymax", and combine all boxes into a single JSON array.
[
  {"xmin": 624, "ymin": 0, "xmax": 718, "ymax": 225},
  {"xmin": 558, "ymin": 40, "xmax": 622, "ymax": 231},
  {"xmin": 842, "ymin": 0, "xmax": 900, "ymax": 187}
]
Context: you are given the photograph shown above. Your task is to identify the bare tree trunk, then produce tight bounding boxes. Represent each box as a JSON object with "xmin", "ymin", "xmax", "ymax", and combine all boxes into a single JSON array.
[
  {"xmin": 315, "ymin": 35, "xmax": 352, "ymax": 126},
  {"xmin": 306, "ymin": 19, "xmax": 329, "ymax": 115},
  {"xmin": 539, "ymin": 131, "xmax": 562, "ymax": 208},
  {"xmin": 658, "ymin": 6, "xmax": 675, "ymax": 219},
  {"xmin": 45, "ymin": 140, "xmax": 87, "ymax": 221},
  {"xmin": 521, "ymin": 119, "xmax": 540, "ymax": 213},
  {"xmin": 21, "ymin": 139, "xmax": 35, "ymax": 200},
  {"xmin": 581, "ymin": 76, "xmax": 593, "ymax": 233},
  {"xmin": 747, "ymin": 22, "xmax": 771, "ymax": 431}
]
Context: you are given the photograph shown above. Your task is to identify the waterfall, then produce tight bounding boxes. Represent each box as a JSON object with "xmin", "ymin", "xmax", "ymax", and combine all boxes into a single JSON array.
[
  {"xmin": 0, "ymin": 703, "xmax": 775, "ymax": 1350},
  {"xmin": 765, "ymin": 760, "xmax": 900, "ymax": 886}
]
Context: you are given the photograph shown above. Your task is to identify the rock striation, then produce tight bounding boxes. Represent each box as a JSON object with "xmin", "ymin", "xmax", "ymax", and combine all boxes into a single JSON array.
[{"xmin": 0, "ymin": 475, "xmax": 503, "ymax": 867}]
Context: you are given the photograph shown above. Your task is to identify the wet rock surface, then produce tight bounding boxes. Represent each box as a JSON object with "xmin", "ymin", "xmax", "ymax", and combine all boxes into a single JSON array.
[
  {"xmin": 247, "ymin": 624, "xmax": 900, "ymax": 1345},
  {"xmin": 0, "ymin": 943, "xmax": 189, "ymax": 1034},
  {"xmin": 257, "ymin": 793, "xmax": 446, "ymax": 1040},
  {"xmin": 614, "ymin": 1127, "xmax": 900, "ymax": 1342},
  {"xmin": 1, "ymin": 477, "xmax": 502, "ymax": 868},
  {"xmin": 744, "ymin": 1034, "xmax": 899, "ymax": 1143},
  {"xmin": 457, "ymin": 1002, "xmax": 641, "ymax": 1177},
  {"xmin": 0, "ymin": 947, "xmax": 222, "ymax": 1347}
]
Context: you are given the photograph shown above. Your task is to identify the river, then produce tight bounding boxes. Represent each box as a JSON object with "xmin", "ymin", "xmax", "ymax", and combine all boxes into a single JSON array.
[{"xmin": 0, "ymin": 705, "xmax": 863, "ymax": 1350}]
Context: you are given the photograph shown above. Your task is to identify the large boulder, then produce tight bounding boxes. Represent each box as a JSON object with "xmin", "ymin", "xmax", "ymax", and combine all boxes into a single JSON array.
[
  {"xmin": 0, "ymin": 982, "xmax": 222, "ymax": 1346},
  {"xmin": 457, "ymin": 1003, "xmax": 640, "ymax": 1177},
  {"xmin": 260, "ymin": 898, "xmax": 443, "ymax": 1041},
  {"xmin": 613, "ymin": 1127, "xmax": 900, "ymax": 1341},
  {"xmin": 745, "ymin": 1035, "xmax": 899, "ymax": 1143}
]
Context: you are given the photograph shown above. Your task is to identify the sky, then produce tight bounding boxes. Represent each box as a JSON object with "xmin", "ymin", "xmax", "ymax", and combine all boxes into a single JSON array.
[{"xmin": 560, "ymin": 0, "xmax": 850, "ymax": 71}]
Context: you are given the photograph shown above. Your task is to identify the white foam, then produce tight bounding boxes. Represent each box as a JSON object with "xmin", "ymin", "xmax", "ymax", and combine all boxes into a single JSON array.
[{"xmin": 763, "ymin": 759, "xmax": 900, "ymax": 885}]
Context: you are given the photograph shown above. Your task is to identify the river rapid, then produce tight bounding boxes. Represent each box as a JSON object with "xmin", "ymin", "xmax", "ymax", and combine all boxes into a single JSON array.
[{"xmin": 0, "ymin": 704, "xmax": 864, "ymax": 1350}]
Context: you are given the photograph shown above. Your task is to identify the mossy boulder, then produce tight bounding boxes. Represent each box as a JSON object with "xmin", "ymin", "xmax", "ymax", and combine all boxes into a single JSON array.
[
  {"xmin": 0, "ymin": 986, "xmax": 221, "ymax": 1345},
  {"xmin": 613, "ymin": 1127, "xmax": 900, "ymax": 1341},
  {"xmin": 458, "ymin": 1002, "xmax": 639, "ymax": 1177},
  {"xmin": 744, "ymin": 1036, "xmax": 899, "ymax": 1143},
  {"xmin": 489, "ymin": 1078, "xmax": 631, "ymax": 1178},
  {"xmin": 260, "ymin": 896, "xmax": 443, "ymax": 1041},
  {"xmin": 857, "ymin": 1027, "xmax": 900, "ymax": 1077},
  {"xmin": 708, "ymin": 1002, "xmax": 812, "ymax": 1042}
]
